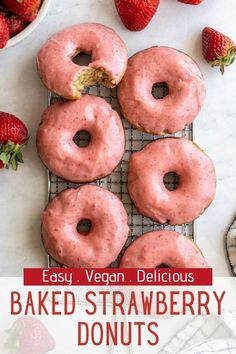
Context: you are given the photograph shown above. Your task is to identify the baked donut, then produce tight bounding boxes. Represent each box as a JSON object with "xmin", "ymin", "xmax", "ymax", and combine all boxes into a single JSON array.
[
  {"xmin": 36, "ymin": 94, "xmax": 125, "ymax": 183},
  {"xmin": 117, "ymin": 47, "xmax": 206, "ymax": 135},
  {"xmin": 37, "ymin": 23, "xmax": 128, "ymax": 99},
  {"xmin": 128, "ymin": 137, "xmax": 216, "ymax": 225},
  {"xmin": 42, "ymin": 185, "xmax": 129, "ymax": 268},
  {"xmin": 120, "ymin": 231, "xmax": 209, "ymax": 268}
]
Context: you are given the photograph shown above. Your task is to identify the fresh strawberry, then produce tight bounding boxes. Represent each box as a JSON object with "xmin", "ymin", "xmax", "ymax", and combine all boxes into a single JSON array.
[
  {"xmin": 7, "ymin": 14, "xmax": 26, "ymax": 37},
  {"xmin": 0, "ymin": 112, "xmax": 29, "ymax": 170},
  {"xmin": 178, "ymin": 0, "xmax": 203, "ymax": 4},
  {"xmin": 202, "ymin": 27, "xmax": 236, "ymax": 75},
  {"xmin": 0, "ymin": 13, "xmax": 9, "ymax": 48},
  {"xmin": 5, "ymin": 316, "xmax": 56, "ymax": 354},
  {"xmin": 115, "ymin": 0, "xmax": 160, "ymax": 31},
  {"xmin": 3, "ymin": 0, "xmax": 41, "ymax": 22}
]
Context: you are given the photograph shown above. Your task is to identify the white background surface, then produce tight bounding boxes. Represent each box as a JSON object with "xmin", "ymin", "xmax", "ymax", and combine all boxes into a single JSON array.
[{"xmin": 0, "ymin": 0, "xmax": 236, "ymax": 276}]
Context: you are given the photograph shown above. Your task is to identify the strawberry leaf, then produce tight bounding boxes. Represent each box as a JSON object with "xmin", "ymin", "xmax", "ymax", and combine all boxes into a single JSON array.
[
  {"xmin": 0, "ymin": 152, "xmax": 9, "ymax": 164},
  {"xmin": 11, "ymin": 158, "xmax": 17, "ymax": 171},
  {"xmin": 0, "ymin": 140, "xmax": 28, "ymax": 171},
  {"xmin": 16, "ymin": 150, "xmax": 23, "ymax": 162},
  {"xmin": 210, "ymin": 46, "xmax": 236, "ymax": 75}
]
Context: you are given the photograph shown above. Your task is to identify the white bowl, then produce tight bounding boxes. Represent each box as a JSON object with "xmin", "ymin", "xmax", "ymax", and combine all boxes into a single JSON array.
[{"xmin": 4, "ymin": 0, "xmax": 51, "ymax": 49}]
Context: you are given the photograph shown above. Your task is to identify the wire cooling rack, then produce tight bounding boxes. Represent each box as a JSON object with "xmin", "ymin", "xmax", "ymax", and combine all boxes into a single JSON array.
[{"xmin": 47, "ymin": 84, "xmax": 195, "ymax": 268}]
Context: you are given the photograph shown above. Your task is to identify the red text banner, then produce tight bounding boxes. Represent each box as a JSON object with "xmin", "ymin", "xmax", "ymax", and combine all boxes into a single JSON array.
[{"xmin": 24, "ymin": 268, "xmax": 213, "ymax": 286}]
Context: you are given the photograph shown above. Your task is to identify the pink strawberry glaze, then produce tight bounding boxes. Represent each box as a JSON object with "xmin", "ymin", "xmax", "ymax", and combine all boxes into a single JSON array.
[
  {"xmin": 128, "ymin": 138, "xmax": 216, "ymax": 225},
  {"xmin": 37, "ymin": 23, "xmax": 127, "ymax": 98},
  {"xmin": 120, "ymin": 231, "xmax": 209, "ymax": 268},
  {"xmin": 117, "ymin": 46, "xmax": 206, "ymax": 135},
  {"xmin": 42, "ymin": 185, "xmax": 129, "ymax": 268},
  {"xmin": 36, "ymin": 95, "xmax": 125, "ymax": 183}
]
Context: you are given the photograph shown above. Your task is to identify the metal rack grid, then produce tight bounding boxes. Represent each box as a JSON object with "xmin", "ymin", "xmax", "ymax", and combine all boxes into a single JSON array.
[{"xmin": 48, "ymin": 84, "xmax": 195, "ymax": 268}]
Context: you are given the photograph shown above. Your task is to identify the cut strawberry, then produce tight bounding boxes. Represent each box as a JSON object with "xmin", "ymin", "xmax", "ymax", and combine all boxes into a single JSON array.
[
  {"xmin": 3, "ymin": 0, "xmax": 41, "ymax": 22},
  {"xmin": 0, "ymin": 13, "xmax": 9, "ymax": 48},
  {"xmin": 7, "ymin": 15, "xmax": 27, "ymax": 37}
]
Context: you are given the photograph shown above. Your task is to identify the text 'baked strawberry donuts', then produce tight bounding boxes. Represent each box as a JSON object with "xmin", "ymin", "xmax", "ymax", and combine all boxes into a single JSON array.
[
  {"xmin": 42, "ymin": 185, "xmax": 129, "ymax": 268},
  {"xmin": 36, "ymin": 95, "xmax": 125, "ymax": 183},
  {"xmin": 120, "ymin": 231, "xmax": 209, "ymax": 268},
  {"xmin": 118, "ymin": 46, "xmax": 206, "ymax": 135},
  {"xmin": 37, "ymin": 23, "xmax": 128, "ymax": 99},
  {"xmin": 128, "ymin": 138, "xmax": 216, "ymax": 225}
]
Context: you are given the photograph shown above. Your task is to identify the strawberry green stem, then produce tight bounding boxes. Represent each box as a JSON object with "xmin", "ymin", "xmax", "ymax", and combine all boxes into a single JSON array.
[
  {"xmin": 209, "ymin": 46, "xmax": 236, "ymax": 75},
  {"xmin": 0, "ymin": 139, "xmax": 28, "ymax": 171}
]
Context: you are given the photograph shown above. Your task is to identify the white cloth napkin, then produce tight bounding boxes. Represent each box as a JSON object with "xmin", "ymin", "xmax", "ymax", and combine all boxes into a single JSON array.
[
  {"xmin": 160, "ymin": 312, "xmax": 236, "ymax": 354},
  {"xmin": 226, "ymin": 216, "xmax": 236, "ymax": 277}
]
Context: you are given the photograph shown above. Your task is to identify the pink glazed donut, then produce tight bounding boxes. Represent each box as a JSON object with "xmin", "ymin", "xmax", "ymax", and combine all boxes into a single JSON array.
[
  {"xmin": 37, "ymin": 23, "xmax": 128, "ymax": 99},
  {"xmin": 36, "ymin": 94, "xmax": 125, "ymax": 183},
  {"xmin": 42, "ymin": 185, "xmax": 129, "ymax": 268},
  {"xmin": 128, "ymin": 138, "xmax": 216, "ymax": 225},
  {"xmin": 120, "ymin": 231, "xmax": 209, "ymax": 268},
  {"xmin": 117, "ymin": 47, "xmax": 206, "ymax": 135}
]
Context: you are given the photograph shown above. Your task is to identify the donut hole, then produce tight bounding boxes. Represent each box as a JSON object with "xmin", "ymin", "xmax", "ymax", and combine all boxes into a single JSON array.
[
  {"xmin": 152, "ymin": 82, "xmax": 169, "ymax": 99},
  {"xmin": 72, "ymin": 52, "xmax": 92, "ymax": 66},
  {"xmin": 73, "ymin": 130, "xmax": 91, "ymax": 148},
  {"xmin": 163, "ymin": 172, "xmax": 180, "ymax": 191},
  {"xmin": 77, "ymin": 219, "xmax": 92, "ymax": 235},
  {"xmin": 157, "ymin": 264, "xmax": 171, "ymax": 268}
]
